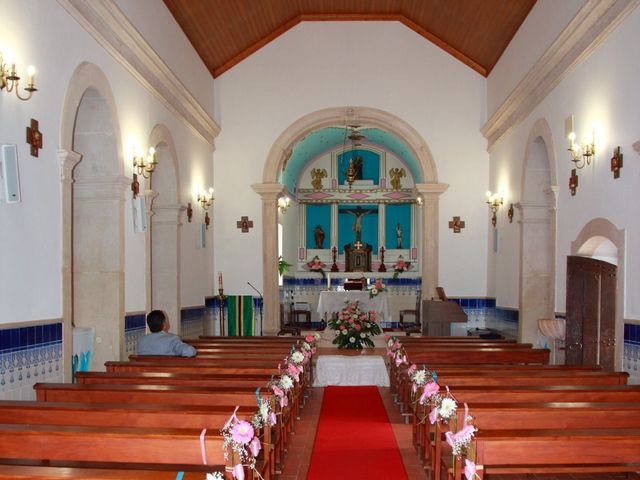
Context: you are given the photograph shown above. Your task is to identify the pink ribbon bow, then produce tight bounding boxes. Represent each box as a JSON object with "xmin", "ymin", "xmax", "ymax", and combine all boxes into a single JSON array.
[
  {"xmin": 428, "ymin": 406, "xmax": 439, "ymax": 424},
  {"xmin": 407, "ymin": 364, "xmax": 417, "ymax": 375},
  {"xmin": 419, "ymin": 381, "xmax": 440, "ymax": 405},
  {"xmin": 464, "ymin": 459, "xmax": 478, "ymax": 480},
  {"xmin": 232, "ymin": 463, "xmax": 245, "ymax": 480},
  {"xmin": 272, "ymin": 385, "xmax": 284, "ymax": 397},
  {"xmin": 249, "ymin": 437, "xmax": 261, "ymax": 457}
]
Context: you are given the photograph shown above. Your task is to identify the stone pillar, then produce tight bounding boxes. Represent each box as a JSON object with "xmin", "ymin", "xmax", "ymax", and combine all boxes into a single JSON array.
[
  {"xmin": 58, "ymin": 149, "xmax": 82, "ymax": 381},
  {"xmin": 72, "ymin": 174, "xmax": 129, "ymax": 369},
  {"xmin": 150, "ymin": 203, "xmax": 184, "ymax": 335},
  {"xmin": 415, "ymin": 183, "xmax": 448, "ymax": 300},
  {"xmin": 252, "ymin": 183, "xmax": 286, "ymax": 335},
  {"xmin": 517, "ymin": 201, "xmax": 555, "ymax": 344}
]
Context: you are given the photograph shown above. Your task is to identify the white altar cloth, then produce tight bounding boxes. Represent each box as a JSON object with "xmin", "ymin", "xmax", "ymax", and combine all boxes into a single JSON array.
[
  {"xmin": 317, "ymin": 291, "xmax": 390, "ymax": 322},
  {"xmin": 313, "ymin": 355, "xmax": 390, "ymax": 387}
]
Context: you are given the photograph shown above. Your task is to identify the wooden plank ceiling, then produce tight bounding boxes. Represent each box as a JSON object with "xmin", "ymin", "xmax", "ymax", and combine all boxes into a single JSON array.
[{"xmin": 163, "ymin": 0, "xmax": 536, "ymax": 78}]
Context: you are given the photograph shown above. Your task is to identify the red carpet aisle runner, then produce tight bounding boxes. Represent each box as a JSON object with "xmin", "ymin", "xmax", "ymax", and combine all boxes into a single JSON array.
[{"xmin": 307, "ymin": 386, "xmax": 408, "ymax": 480}]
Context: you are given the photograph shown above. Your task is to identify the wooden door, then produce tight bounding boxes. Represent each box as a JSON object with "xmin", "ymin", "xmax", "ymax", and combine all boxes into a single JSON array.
[{"xmin": 566, "ymin": 256, "xmax": 617, "ymax": 370}]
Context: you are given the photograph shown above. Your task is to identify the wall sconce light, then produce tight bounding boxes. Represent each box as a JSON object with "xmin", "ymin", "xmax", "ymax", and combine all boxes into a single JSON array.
[
  {"xmin": 567, "ymin": 130, "xmax": 595, "ymax": 169},
  {"xmin": 415, "ymin": 195, "xmax": 423, "ymax": 207},
  {"xmin": 133, "ymin": 147, "xmax": 157, "ymax": 179},
  {"xmin": 0, "ymin": 53, "xmax": 37, "ymax": 101},
  {"xmin": 486, "ymin": 190, "xmax": 503, "ymax": 227},
  {"xmin": 197, "ymin": 187, "xmax": 214, "ymax": 210},
  {"xmin": 277, "ymin": 196, "xmax": 290, "ymax": 214},
  {"xmin": 507, "ymin": 203, "xmax": 514, "ymax": 223}
]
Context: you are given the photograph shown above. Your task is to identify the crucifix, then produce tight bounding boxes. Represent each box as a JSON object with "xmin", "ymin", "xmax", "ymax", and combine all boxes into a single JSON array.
[
  {"xmin": 448, "ymin": 216, "xmax": 466, "ymax": 233},
  {"xmin": 569, "ymin": 169, "xmax": 578, "ymax": 196},
  {"xmin": 236, "ymin": 216, "xmax": 254, "ymax": 233},
  {"xmin": 26, "ymin": 118, "xmax": 43, "ymax": 157},
  {"xmin": 339, "ymin": 205, "xmax": 374, "ymax": 243},
  {"xmin": 353, "ymin": 240, "xmax": 364, "ymax": 249}
]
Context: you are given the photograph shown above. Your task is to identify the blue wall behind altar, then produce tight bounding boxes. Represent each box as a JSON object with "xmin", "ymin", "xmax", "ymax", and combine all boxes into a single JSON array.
[
  {"xmin": 337, "ymin": 149, "xmax": 380, "ymax": 185},
  {"xmin": 385, "ymin": 203, "xmax": 411, "ymax": 250},
  {"xmin": 338, "ymin": 204, "xmax": 378, "ymax": 253},
  {"xmin": 306, "ymin": 204, "xmax": 331, "ymax": 249}
]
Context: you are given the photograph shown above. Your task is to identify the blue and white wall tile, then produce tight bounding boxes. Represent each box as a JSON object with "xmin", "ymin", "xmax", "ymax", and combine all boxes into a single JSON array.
[
  {"xmin": 124, "ymin": 313, "xmax": 146, "ymax": 357},
  {"xmin": 0, "ymin": 322, "xmax": 63, "ymax": 400},
  {"xmin": 624, "ymin": 322, "xmax": 640, "ymax": 385},
  {"xmin": 181, "ymin": 307, "xmax": 205, "ymax": 339}
]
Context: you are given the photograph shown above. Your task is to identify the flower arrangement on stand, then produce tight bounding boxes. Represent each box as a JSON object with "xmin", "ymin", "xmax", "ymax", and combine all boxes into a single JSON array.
[
  {"xmin": 328, "ymin": 300, "xmax": 382, "ymax": 349},
  {"xmin": 305, "ymin": 255, "xmax": 326, "ymax": 279},
  {"xmin": 368, "ymin": 279, "xmax": 386, "ymax": 298},
  {"xmin": 392, "ymin": 255, "xmax": 411, "ymax": 279}
]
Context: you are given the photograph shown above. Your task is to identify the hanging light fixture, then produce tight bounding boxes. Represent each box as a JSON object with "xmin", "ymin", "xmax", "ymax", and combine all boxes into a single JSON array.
[{"xmin": 342, "ymin": 125, "xmax": 364, "ymax": 190}]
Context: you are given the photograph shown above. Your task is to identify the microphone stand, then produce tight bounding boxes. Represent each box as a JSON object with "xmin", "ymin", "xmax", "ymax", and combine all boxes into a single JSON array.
[{"xmin": 247, "ymin": 282, "xmax": 263, "ymax": 336}]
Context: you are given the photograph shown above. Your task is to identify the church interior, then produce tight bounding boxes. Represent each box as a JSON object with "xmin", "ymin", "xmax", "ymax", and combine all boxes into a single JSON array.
[{"xmin": 1, "ymin": 0, "xmax": 640, "ymax": 478}]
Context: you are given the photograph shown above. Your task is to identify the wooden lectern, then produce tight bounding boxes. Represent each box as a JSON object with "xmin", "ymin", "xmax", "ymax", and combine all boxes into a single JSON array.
[{"xmin": 422, "ymin": 288, "xmax": 467, "ymax": 336}]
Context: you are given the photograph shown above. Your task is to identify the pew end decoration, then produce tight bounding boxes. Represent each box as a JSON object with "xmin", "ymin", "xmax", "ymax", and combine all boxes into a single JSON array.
[
  {"xmin": 392, "ymin": 255, "xmax": 411, "ymax": 279},
  {"xmin": 368, "ymin": 279, "xmax": 386, "ymax": 298},
  {"xmin": 220, "ymin": 406, "xmax": 264, "ymax": 480},
  {"xmin": 329, "ymin": 300, "xmax": 382, "ymax": 349},
  {"xmin": 445, "ymin": 403, "xmax": 479, "ymax": 480}
]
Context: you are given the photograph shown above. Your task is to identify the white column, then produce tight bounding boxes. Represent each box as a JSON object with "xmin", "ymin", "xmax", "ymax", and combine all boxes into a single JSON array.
[
  {"xmin": 252, "ymin": 183, "xmax": 286, "ymax": 335},
  {"xmin": 415, "ymin": 183, "xmax": 448, "ymax": 300}
]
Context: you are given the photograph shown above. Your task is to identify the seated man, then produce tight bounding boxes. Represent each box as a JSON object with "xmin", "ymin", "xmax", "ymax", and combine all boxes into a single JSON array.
[{"xmin": 137, "ymin": 310, "xmax": 197, "ymax": 357}]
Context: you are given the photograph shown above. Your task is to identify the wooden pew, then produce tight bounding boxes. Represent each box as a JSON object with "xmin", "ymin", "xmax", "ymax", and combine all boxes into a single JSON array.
[
  {"xmin": 106, "ymin": 361, "xmax": 280, "ymax": 375},
  {"xmin": 0, "ymin": 424, "xmax": 229, "ymax": 469},
  {"xmin": 76, "ymin": 371, "xmax": 273, "ymax": 387},
  {"xmin": 0, "ymin": 464, "xmax": 212, "ymax": 479},
  {"xmin": 430, "ymin": 402, "xmax": 640, "ymax": 479},
  {"xmin": 34, "ymin": 383, "xmax": 273, "ymax": 407},
  {"xmin": 0, "ymin": 400, "xmax": 256, "ymax": 430},
  {"xmin": 446, "ymin": 428, "xmax": 640, "ymax": 480}
]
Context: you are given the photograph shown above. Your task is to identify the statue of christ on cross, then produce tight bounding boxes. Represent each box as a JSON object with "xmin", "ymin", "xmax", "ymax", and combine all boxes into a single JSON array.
[{"xmin": 340, "ymin": 206, "xmax": 375, "ymax": 243}]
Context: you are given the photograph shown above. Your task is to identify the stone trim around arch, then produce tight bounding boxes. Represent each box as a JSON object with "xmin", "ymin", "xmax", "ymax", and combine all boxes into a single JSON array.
[
  {"xmin": 571, "ymin": 217, "xmax": 626, "ymax": 370},
  {"xmin": 60, "ymin": 62, "xmax": 124, "ymax": 174},
  {"xmin": 59, "ymin": 62, "xmax": 125, "ymax": 379},
  {"xmin": 257, "ymin": 107, "xmax": 446, "ymax": 334},
  {"xmin": 261, "ymin": 106, "xmax": 438, "ymax": 184},
  {"xmin": 520, "ymin": 118, "xmax": 558, "ymax": 195},
  {"xmin": 148, "ymin": 123, "xmax": 181, "ymax": 206}
]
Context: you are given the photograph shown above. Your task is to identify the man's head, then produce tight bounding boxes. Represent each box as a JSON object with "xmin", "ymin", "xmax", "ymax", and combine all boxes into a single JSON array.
[{"xmin": 146, "ymin": 310, "xmax": 169, "ymax": 333}]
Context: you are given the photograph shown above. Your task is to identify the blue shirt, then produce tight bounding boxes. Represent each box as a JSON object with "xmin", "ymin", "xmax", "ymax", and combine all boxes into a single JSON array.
[{"xmin": 137, "ymin": 332, "xmax": 197, "ymax": 357}]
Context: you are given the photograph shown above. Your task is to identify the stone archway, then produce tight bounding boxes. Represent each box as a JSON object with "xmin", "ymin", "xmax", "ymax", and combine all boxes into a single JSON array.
[
  {"xmin": 253, "ymin": 106, "xmax": 448, "ymax": 334},
  {"xmin": 518, "ymin": 118, "xmax": 558, "ymax": 344},
  {"xmin": 59, "ymin": 62, "xmax": 126, "ymax": 375},
  {"xmin": 147, "ymin": 124, "xmax": 183, "ymax": 334},
  {"xmin": 571, "ymin": 218, "xmax": 625, "ymax": 370}
]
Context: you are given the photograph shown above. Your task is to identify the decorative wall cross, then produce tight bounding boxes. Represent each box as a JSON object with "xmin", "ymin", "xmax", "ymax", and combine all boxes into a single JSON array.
[
  {"xmin": 236, "ymin": 216, "xmax": 253, "ymax": 233},
  {"xmin": 448, "ymin": 216, "xmax": 465, "ymax": 233},
  {"xmin": 26, "ymin": 118, "xmax": 43, "ymax": 157},
  {"xmin": 610, "ymin": 146, "xmax": 623, "ymax": 179},
  {"xmin": 569, "ymin": 169, "xmax": 578, "ymax": 196}
]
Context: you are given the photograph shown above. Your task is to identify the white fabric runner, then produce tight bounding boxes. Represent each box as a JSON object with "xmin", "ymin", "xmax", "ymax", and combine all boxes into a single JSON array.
[
  {"xmin": 313, "ymin": 355, "xmax": 390, "ymax": 387},
  {"xmin": 317, "ymin": 291, "xmax": 390, "ymax": 322}
]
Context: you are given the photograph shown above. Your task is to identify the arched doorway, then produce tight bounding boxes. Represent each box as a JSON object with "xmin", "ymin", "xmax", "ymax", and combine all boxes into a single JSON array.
[
  {"xmin": 254, "ymin": 106, "xmax": 448, "ymax": 334},
  {"xmin": 60, "ymin": 63, "xmax": 127, "ymax": 373},
  {"xmin": 148, "ymin": 125, "xmax": 182, "ymax": 334},
  {"xmin": 570, "ymin": 219, "xmax": 625, "ymax": 370},
  {"xmin": 518, "ymin": 119, "xmax": 557, "ymax": 345}
]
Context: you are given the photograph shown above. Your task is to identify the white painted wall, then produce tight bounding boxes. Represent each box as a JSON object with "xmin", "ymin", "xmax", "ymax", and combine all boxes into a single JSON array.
[
  {"xmin": 213, "ymin": 21, "xmax": 489, "ymax": 297},
  {"xmin": 0, "ymin": 0, "xmax": 214, "ymax": 324},
  {"xmin": 487, "ymin": 0, "xmax": 586, "ymax": 116},
  {"xmin": 486, "ymin": 6, "xmax": 640, "ymax": 319}
]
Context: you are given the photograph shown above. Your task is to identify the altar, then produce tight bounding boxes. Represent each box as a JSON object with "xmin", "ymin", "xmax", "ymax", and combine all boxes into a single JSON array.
[
  {"xmin": 317, "ymin": 291, "xmax": 391, "ymax": 322},
  {"xmin": 313, "ymin": 355, "xmax": 390, "ymax": 387}
]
